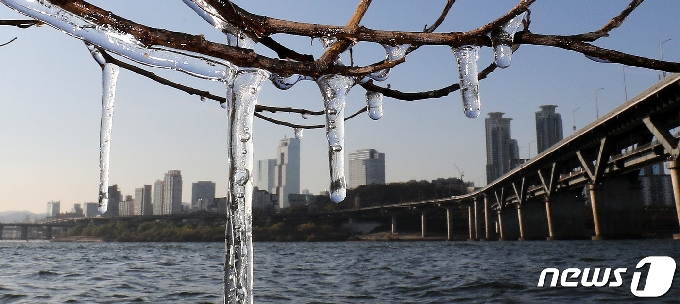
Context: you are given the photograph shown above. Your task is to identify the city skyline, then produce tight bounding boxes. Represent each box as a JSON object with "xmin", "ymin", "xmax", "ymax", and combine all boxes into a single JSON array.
[{"xmin": 0, "ymin": 1, "xmax": 678, "ymax": 214}]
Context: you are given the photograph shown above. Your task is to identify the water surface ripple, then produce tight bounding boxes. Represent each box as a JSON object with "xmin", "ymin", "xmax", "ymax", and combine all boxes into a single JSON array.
[{"xmin": 0, "ymin": 240, "xmax": 677, "ymax": 303}]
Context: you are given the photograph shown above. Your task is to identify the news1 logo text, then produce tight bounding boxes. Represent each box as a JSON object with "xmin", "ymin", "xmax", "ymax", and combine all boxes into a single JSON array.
[{"xmin": 537, "ymin": 256, "xmax": 676, "ymax": 297}]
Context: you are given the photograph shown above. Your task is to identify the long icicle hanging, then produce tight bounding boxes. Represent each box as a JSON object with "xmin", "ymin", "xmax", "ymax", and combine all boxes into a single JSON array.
[
  {"xmin": 316, "ymin": 37, "xmax": 356, "ymax": 203},
  {"xmin": 88, "ymin": 45, "xmax": 119, "ymax": 215},
  {"xmin": 452, "ymin": 45, "xmax": 481, "ymax": 119},
  {"xmin": 223, "ymin": 32, "xmax": 269, "ymax": 304}
]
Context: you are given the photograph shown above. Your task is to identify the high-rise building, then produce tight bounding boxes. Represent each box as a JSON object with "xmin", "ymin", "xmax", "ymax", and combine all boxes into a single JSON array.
[
  {"xmin": 134, "ymin": 185, "xmax": 153, "ymax": 216},
  {"xmin": 348, "ymin": 149, "xmax": 386, "ymax": 188},
  {"xmin": 163, "ymin": 170, "xmax": 183, "ymax": 214},
  {"xmin": 119, "ymin": 195, "xmax": 134, "ymax": 217},
  {"xmin": 485, "ymin": 112, "xmax": 518, "ymax": 184},
  {"xmin": 535, "ymin": 105, "xmax": 564, "ymax": 153},
  {"xmin": 46, "ymin": 201, "xmax": 60, "ymax": 218},
  {"xmin": 255, "ymin": 159, "xmax": 276, "ymax": 193},
  {"xmin": 84, "ymin": 202, "xmax": 98, "ymax": 218},
  {"xmin": 104, "ymin": 185, "xmax": 121, "ymax": 217},
  {"xmin": 153, "ymin": 179, "xmax": 164, "ymax": 215},
  {"xmin": 273, "ymin": 137, "xmax": 300, "ymax": 209},
  {"xmin": 191, "ymin": 181, "xmax": 216, "ymax": 211},
  {"xmin": 639, "ymin": 163, "xmax": 673, "ymax": 207}
]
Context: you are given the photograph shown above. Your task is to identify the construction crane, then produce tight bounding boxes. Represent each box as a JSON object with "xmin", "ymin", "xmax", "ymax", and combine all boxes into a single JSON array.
[{"xmin": 454, "ymin": 164, "xmax": 464, "ymax": 181}]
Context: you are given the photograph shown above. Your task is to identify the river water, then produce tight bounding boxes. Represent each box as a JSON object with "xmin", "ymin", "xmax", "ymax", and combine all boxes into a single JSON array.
[{"xmin": 0, "ymin": 240, "xmax": 678, "ymax": 303}]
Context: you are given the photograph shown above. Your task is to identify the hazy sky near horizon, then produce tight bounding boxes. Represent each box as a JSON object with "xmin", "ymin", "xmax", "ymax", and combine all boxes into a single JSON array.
[{"xmin": 0, "ymin": 1, "xmax": 678, "ymax": 214}]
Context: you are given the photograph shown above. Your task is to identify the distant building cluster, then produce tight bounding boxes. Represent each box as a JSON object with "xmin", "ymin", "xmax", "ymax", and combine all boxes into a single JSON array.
[
  {"xmin": 485, "ymin": 105, "xmax": 564, "ymax": 183},
  {"xmin": 46, "ymin": 170, "xmax": 224, "ymax": 219}
]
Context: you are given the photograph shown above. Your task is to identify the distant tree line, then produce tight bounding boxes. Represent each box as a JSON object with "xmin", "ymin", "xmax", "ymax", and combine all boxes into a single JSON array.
[{"xmin": 65, "ymin": 220, "xmax": 353, "ymax": 242}]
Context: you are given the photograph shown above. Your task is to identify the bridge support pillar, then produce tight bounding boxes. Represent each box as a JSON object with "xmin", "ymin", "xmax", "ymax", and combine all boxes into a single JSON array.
[
  {"xmin": 45, "ymin": 226, "xmax": 53, "ymax": 240},
  {"xmin": 20, "ymin": 226, "xmax": 28, "ymax": 240},
  {"xmin": 468, "ymin": 206, "xmax": 475, "ymax": 241},
  {"xmin": 421, "ymin": 210, "xmax": 427, "ymax": 238},
  {"xmin": 546, "ymin": 191, "xmax": 587, "ymax": 240},
  {"xmin": 589, "ymin": 175, "xmax": 643, "ymax": 240},
  {"xmin": 391, "ymin": 212, "xmax": 397, "ymax": 234},
  {"xmin": 446, "ymin": 208, "xmax": 453, "ymax": 241},
  {"xmin": 588, "ymin": 184, "xmax": 603, "ymax": 240},
  {"xmin": 498, "ymin": 208, "xmax": 520, "ymax": 240},
  {"xmin": 668, "ymin": 161, "xmax": 680, "ymax": 240},
  {"xmin": 484, "ymin": 196, "xmax": 490, "ymax": 240},
  {"xmin": 0, "ymin": 225, "xmax": 3, "ymax": 240},
  {"xmin": 517, "ymin": 205, "xmax": 526, "ymax": 240},
  {"xmin": 474, "ymin": 197, "xmax": 481, "ymax": 240},
  {"xmin": 497, "ymin": 211, "xmax": 504, "ymax": 240},
  {"xmin": 545, "ymin": 197, "xmax": 554, "ymax": 240}
]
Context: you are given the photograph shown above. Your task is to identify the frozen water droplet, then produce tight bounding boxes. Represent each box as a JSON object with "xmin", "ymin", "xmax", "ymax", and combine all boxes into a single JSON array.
[
  {"xmin": 327, "ymin": 109, "xmax": 338, "ymax": 116},
  {"xmin": 301, "ymin": 112, "xmax": 310, "ymax": 119},
  {"xmin": 494, "ymin": 45, "xmax": 513, "ymax": 69},
  {"xmin": 331, "ymin": 145, "xmax": 342, "ymax": 152},
  {"xmin": 221, "ymin": 102, "xmax": 228, "ymax": 109},
  {"xmin": 329, "ymin": 178, "xmax": 347, "ymax": 203},
  {"xmin": 366, "ymin": 91, "xmax": 383, "ymax": 120},
  {"xmin": 330, "ymin": 188, "xmax": 346, "ymax": 203},
  {"xmin": 270, "ymin": 73, "xmax": 302, "ymax": 90},
  {"xmin": 452, "ymin": 45, "xmax": 481, "ymax": 119},
  {"xmin": 491, "ymin": 12, "xmax": 526, "ymax": 69},
  {"xmin": 200, "ymin": 96, "xmax": 206, "ymax": 102},
  {"xmin": 294, "ymin": 128, "xmax": 303, "ymax": 139},
  {"xmin": 240, "ymin": 132, "xmax": 251, "ymax": 142},
  {"xmin": 319, "ymin": 36, "xmax": 337, "ymax": 49},
  {"xmin": 234, "ymin": 169, "xmax": 249, "ymax": 186}
]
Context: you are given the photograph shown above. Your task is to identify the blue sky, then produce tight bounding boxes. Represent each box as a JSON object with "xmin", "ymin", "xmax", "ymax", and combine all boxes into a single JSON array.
[{"xmin": 0, "ymin": 1, "xmax": 678, "ymax": 214}]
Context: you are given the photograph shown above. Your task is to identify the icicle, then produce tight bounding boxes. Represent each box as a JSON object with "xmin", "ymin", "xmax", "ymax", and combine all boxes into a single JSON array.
[
  {"xmin": 222, "ymin": 32, "xmax": 268, "ymax": 304},
  {"xmin": 294, "ymin": 128, "xmax": 303, "ymax": 139},
  {"xmin": 452, "ymin": 45, "xmax": 481, "ymax": 118},
  {"xmin": 96, "ymin": 62, "xmax": 119, "ymax": 214},
  {"xmin": 369, "ymin": 43, "xmax": 410, "ymax": 81},
  {"xmin": 491, "ymin": 12, "xmax": 526, "ymax": 69},
  {"xmin": 316, "ymin": 37, "xmax": 355, "ymax": 203},
  {"xmin": 366, "ymin": 91, "xmax": 383, "ymax": 120},
  {"xmin": 301, "ymin": 112, "xmax": 310, "ymax": 119},
  {"xmin": 317, "ymin": 74, "xmax": 354, "ymax": 203}
]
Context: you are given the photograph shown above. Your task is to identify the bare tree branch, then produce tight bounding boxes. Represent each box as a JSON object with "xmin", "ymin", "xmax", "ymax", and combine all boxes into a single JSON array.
[
  {"xmin": 0, "ymin": 19, "xmax": 41, "ymax": 28},
  {"xmin": 568, "ymin": 0, "xmax": 644, "ymax": 42},
  {"xmin": 0, "ymin": 36, "xmax": 16, "ymax": 47}
]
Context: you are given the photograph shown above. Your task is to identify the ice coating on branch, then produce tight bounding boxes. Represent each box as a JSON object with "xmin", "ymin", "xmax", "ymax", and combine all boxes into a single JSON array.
[
  {"xmin": 369, "ymin": 44, "xmax": 410, "ymax": 81},
  {"xmin": 270, "ymin": 74, "xmax": 302, "ymax": 90},
  {"xmin": 294, "ymin": 128, "xmax": 303, "ymax": 139},
  {"xmin": 87, "ymin": 44, "xmax": 106, "ymax": 66},
  {"xmin": 182, "ymin": 0, "xmax": 232, "ymax": 32},
  {"xmin": 96, "ymin": 63, "xmax": 119, "ymax": 214},
  {"xmin": 366, "ymin": 91, "xmax": 383, "ymax": 120},
  {"xmin": 491, "ymin": 12, "xmax": 526, "ymax": 69},
  {"xmin": 2, "ymin": 0, "xmax": 238, "ymax": 82},
  {"xmin": 317, "ymin": 74, "xmax": 354, "ymax": 203},
  {"xmin": 452, "ymin": 45, "xmax": 481, "ymax": 119},
  {"xmin": 225, "ymin": 68, "xmax": 269, "ymax": 304}
]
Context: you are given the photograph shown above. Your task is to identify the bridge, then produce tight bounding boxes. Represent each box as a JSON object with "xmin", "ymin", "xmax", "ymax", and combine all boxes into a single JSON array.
[{"xmin": 347, "ymin": 74, "xmax": 680, "ymax": 241}]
